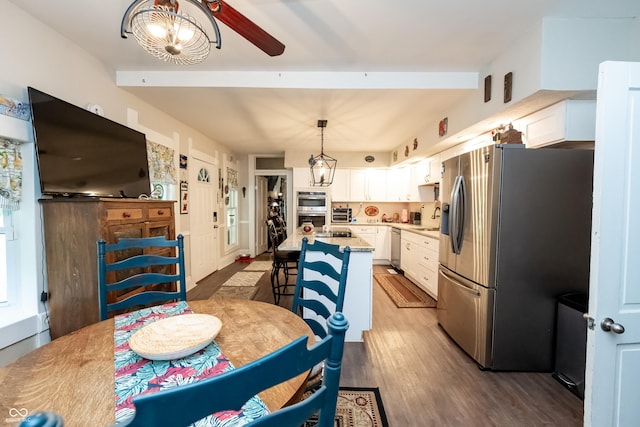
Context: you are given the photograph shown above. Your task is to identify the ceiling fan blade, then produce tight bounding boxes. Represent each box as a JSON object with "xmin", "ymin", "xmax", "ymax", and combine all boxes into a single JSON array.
[{"xmin": 204, "ymin": 0, "xmax": 285, "ymax": 56}]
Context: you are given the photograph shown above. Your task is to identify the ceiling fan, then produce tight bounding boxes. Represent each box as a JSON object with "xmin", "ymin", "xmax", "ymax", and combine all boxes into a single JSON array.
[{"xmin": 121, "ymin": 0, "xmax": 285, "ymax": 64}]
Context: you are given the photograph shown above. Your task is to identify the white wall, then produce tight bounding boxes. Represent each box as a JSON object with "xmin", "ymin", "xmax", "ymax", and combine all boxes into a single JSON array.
[
  {"xmin": 0, "ymin": 0, "xmax": 235, "ymax": 363},
  {"xmin": 541, "ymin": 18, "xmax": 637, "ymax": 90},
  {"xmin": 390, "ymin": 16, "xmax": 640, "ymax": 165}
]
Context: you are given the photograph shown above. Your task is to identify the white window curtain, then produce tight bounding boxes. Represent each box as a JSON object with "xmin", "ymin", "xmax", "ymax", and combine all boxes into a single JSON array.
[{"xmin": 0, "ymin": 138, "xmax": 22, "ymax": 211}]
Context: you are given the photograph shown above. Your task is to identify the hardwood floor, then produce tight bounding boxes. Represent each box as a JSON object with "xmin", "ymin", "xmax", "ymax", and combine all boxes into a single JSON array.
[{"xmin": 189, "ymin": 256, "xmax": 584, "ymax": 427}]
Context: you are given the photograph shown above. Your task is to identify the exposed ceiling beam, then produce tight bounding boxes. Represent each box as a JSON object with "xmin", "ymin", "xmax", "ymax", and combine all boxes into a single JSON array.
[{"xmin": 116, "ymin": 71, "xmax": 479, "ymax": 90}]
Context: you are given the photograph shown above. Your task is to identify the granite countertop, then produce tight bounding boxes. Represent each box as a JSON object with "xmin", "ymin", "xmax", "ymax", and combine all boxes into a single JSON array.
[
  {"xmin": 331, "ymin": 222, "xmax": 440, "ymax": 239},
  {"xmin": 279, "ymin": 229, "xmax": 374, "ymax": 252}
]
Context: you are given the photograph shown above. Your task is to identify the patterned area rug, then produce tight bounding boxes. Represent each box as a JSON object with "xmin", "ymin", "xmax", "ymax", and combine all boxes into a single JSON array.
[
  {"xmin": 221, "ymin": 271, "xmax": 265, "ymax": 287},
  {"xmin": 303, "ymin": 387, "xmax": 389, "ymax": 427},
  {"xmin": 374, "ymin": 273, "xmax": 437, "ymax": 308},
  {"xmin": 210, "ymin": 271, "xmax": 266, "ymax": 300},
  {"xmin": 243, "ymin": 260, "xmax": 273, "ymax": 271},
  {"xmin": 210, "ymin": 286, "xmax": 259, "ymax": 300}
]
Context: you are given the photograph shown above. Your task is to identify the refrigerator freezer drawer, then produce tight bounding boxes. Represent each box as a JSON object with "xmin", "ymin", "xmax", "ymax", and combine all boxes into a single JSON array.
[{"xmin": 437, "ymin": 266, "xmax": 494, "ymax": 368}]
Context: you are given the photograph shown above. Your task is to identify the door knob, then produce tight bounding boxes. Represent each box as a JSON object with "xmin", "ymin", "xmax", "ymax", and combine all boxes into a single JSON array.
[{"xmin": 601, "ymin": 317, "xmax": 625, "ymax": 334}]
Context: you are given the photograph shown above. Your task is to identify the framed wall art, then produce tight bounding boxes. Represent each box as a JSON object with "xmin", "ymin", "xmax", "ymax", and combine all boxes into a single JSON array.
[{"xmin": 180, "ymin": 181, "xmax": 189, "ymax": 214}]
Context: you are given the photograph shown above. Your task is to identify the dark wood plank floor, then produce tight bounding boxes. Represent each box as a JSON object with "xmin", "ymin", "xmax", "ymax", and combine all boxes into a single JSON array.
[{"xmin": 189, "ymin": 255, "xmax": 584, "ymax": 427}]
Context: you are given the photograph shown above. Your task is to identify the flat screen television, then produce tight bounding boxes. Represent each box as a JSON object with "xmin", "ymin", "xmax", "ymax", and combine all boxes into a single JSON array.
[{"xmin": 28, "ymin": 87, "xmax": 151, "ymax": 198}]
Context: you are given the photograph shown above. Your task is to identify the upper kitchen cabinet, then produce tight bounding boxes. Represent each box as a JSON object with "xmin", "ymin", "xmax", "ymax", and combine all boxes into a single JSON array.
[
  {"xmin": 292, "ymin": 167, "xmax": 312, "ymax": 188},
  {"xmin": 386, "ymin": 167, "xmax": 410, "ymax": 201},
  {"xmin": 518, "ymin": 100, "xmax": 596, "ymax": 148},
  {"xmin": 350, "ymin": 169, "xmax": 387, "ymax": 201},
  {"xmin": 422, "ymin": 155, "xmax": 441, "ymax": 184},
  {"xmin": 330, "ymin": 169, "xmax": 350, "ymax": 201}
]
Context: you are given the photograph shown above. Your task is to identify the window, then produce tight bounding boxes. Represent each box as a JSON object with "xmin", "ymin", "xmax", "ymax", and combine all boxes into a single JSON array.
[{"xmin": 226, "ymin": 187, "xmax": 238, "ymax": 246}]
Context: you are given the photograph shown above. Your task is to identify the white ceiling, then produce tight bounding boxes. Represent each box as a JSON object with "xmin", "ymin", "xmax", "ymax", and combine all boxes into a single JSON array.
[{"xmin": 9, "ymin": 0, "xmax": 638, "ymax": 155}]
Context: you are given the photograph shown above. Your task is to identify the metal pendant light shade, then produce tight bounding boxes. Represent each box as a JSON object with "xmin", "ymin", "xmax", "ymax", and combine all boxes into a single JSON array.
[
  {"xmin": 309, "ymin": 120, "xmax": 337, "ymax": 187},
  {"xmin": 121, "ymin": 0, "xmax": 221, "ymax": 65}
]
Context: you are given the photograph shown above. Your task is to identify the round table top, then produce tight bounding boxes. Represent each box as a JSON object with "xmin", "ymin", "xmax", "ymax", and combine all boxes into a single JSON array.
[{"xmin": 0, "ymin": 299, "xmax": 313, "ymax": 426}]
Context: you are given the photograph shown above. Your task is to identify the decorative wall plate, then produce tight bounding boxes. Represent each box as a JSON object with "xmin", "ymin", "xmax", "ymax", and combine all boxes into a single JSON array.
[
  {"xmin": 129, "ymin": 314, "xmax": 222, "ymax": 361},
  {"xmin": 364, "ymin": 206, "xmax": 379, "ymax": 216}
]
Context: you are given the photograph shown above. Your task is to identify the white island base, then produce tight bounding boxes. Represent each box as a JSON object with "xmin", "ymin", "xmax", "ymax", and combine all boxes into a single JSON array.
[{"xmin": 279, "ymin": 232, "xmax": 374, "ymax": 342}]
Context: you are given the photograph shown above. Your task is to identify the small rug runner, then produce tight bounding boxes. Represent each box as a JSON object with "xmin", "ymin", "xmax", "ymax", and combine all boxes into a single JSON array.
[
  {"xmin": 374, "ymin": 273, "xmax": 437, "ymax": 308},
  {"xmin": 303, "ymin": 387, "xmax": 389, "ymax": 427},
  {"xmin": 211, "ymin": 286, "xmax": 259, "ymax": 300},
  {"xmin": 243, "ymin": 260, "xmax": 273, "ymax": 271},
  {"xmin": 222, "ymin": 271, "xmax": 265, "ymax": 287}
]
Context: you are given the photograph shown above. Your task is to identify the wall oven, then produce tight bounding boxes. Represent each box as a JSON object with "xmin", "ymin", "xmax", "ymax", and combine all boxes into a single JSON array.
[{"xmin": 297, "ymin": 191, "xmax": 327, "ymax": 227}]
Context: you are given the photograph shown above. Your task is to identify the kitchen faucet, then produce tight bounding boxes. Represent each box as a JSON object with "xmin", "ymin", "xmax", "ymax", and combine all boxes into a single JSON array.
[{"xmin": 431, "ymin": 206, "xmax": 441, "ymax": 219}]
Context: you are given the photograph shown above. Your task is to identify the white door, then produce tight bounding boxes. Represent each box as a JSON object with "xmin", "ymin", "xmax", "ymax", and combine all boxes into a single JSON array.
[
  {"xmin": 189, "ymin": 156, "xmax": 218, "ymax": 282},
  {"xmin": 256, "ymin": 176, "xmax": 268, "ymax": 254},
  {"xmin": 584, "ymin": 61, "xmax": 640, "ymax": 426}
]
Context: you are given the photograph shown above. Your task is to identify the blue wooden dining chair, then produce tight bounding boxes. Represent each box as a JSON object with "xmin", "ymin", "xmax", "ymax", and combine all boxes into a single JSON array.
[
  {"xmin": 18, "ymin": 312, "xmax": 349, "ymax": 427},
  {"xmin": 291, "ymin": 237, "xmax": 351, "ymax": 339},
  {"xmin": 97, "ymin": 235, "xmax": 187, "ymax": 320}
]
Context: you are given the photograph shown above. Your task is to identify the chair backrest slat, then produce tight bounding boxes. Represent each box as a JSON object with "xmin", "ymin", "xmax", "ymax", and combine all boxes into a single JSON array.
[
  {"xmin": 97, "ymin": 235, "xmax": 187, "ymax": 320},
  {"xmin": 291, "ymin": 237, "xmax": 351, "ymax": 339}
]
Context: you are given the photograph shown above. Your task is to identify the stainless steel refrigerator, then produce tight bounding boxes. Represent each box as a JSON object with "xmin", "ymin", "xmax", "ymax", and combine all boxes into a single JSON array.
[{"xmin": 437, "ymin": 144, "xmax": 593, "ymax": 371}]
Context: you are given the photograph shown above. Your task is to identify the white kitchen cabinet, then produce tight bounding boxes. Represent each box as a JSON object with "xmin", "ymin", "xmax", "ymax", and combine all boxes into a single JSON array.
[
  {"xmin": 330, "ymin": 169, "xmax": 350, "ymax": 201},
  {"xmin": 293, "ymin": 167, "xmax": 311, "ymax": 188},
  {"xmin": 423, "ymin": 154, "xmax": 442, "ymax": 184},
  {"xmin": 347, "ymin": 225, "xmax": 389, "ymax": 262},
  {"xmin": 408, "ymin": 163, "xmax": 424, "ymax": 201},
  {"xmin": 400, "ymin": 230, "xmax": 439, "ymax": 299},
  {"xmin": 518, "ymin": 100, "xmax": 596, "ymax": 148},
  {"xmin": 375, "ymin": 226, "xmax": 390, "ymax": 262},
  {"xmin": 350, "ymin": 169, "xmax": 386, "ymax": 201},
  {"xmin": 385, "ymin": 167, "xmax": 410, "ymax": 201}
]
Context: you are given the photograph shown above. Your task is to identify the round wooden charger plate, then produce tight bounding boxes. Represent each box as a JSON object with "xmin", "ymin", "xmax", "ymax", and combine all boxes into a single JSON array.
[
  {"xmin": 364, "ymin": 206, "xmax": 379, "ymax": 216},
  {"xmin": 128, "ymin": 314, "xmax": 222, "ymax": 360}
]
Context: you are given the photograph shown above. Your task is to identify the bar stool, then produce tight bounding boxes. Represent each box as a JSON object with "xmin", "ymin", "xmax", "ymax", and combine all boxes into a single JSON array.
[{"xmin": 266, "ymin": 219, "xmax": 299, "ymax": 305}]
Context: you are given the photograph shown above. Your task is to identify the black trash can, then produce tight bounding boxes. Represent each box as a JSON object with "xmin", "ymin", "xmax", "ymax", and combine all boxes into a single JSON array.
[{"xmin": 552, "ymin": 292, "xmax": 588, "ymax": 399}]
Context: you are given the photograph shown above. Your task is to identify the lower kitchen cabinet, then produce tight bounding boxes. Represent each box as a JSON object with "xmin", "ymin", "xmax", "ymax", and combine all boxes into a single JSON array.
[
  {"xmin": 400, "ymin": 230, "xmax": 439, "ymax": 299},
  {"xmin": 347, "ymin": 225, "xmax": 389, "ymax": 262}
]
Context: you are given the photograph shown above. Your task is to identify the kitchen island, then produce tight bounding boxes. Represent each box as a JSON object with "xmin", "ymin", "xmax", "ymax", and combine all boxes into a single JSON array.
[{"xmin": 279, "ymin": 228, "xmax": 373, "ymax": 342}]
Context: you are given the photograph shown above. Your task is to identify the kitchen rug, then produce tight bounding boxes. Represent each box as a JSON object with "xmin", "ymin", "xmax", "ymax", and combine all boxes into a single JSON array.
[
  {"xmin": 374, "ymin": 273, "xmax": 437, "ymax": 308},
  {"xmin": 243, "ymin": 260, "xmax": 273, "ymax": 271},
  {"xmin": 221, "ymin": 271, "xmax": 265, "ymax": 287},
  {"xmin": 303, "ymin": 387, "xmax": 389, "ymax": 427},
  {"xmin": 211, "ymin": 285, "xmax": 259, "ymax": 300}
]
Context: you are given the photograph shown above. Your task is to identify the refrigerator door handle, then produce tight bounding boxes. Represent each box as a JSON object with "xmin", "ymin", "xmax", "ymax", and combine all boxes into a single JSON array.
[
  {"xmin": 450, "ymin": 175, "xmax": 461, "ymax": 254},
  {"xmin": 439, "ymin": 269, "xmax": 481, "ymax": 297},
  {"xmin": 450, "ymin": 175, "xmax": 465, "ymax": 254},
  {"xmin": 455, "ymin": 175, "xmax": 466, "ymax": 254}
]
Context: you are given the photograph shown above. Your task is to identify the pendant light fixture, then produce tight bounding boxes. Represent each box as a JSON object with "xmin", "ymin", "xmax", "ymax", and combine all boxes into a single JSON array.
[
  {"xmin": 309, "ymin": 119, "xmax": 337, "ymax": 187},
  {"xmin": 121, "ymin": 0, "xmax": 221, "ymax": 65}
]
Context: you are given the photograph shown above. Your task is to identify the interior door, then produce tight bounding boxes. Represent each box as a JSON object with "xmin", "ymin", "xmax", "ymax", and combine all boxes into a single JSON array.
[
  {"xmin": 585, "ymin": 61, "xmax": 640, "ymax": 426},
  {"xmin": 189, "ymin": 156, "xmax": 218, "ymax": 282},
  {"xmin": 255, "ymin": 176, "xmax": 268, "ymax": 254}
]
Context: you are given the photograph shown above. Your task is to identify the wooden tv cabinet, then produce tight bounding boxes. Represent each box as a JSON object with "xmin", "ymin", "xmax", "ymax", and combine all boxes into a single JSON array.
[{"xmin": 40, "ymin": 198, "xmax": 176, "ymax": 339}]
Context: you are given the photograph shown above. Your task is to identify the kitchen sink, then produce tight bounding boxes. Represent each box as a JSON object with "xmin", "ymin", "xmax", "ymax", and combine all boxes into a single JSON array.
[{"xmin": 413, "ymin": 227, "xmax": 440, "ymax": 232}]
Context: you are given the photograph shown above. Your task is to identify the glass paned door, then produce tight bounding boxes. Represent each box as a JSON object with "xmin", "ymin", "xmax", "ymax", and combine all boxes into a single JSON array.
[{"xmin": 227, "ymin": 188, "xmax": 238, "ymax": 246}]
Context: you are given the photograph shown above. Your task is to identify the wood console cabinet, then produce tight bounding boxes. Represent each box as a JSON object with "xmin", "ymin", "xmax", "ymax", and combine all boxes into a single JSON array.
[{"xmin": 41, "ymin": 198, "xmax": 176, "ymax": 339}]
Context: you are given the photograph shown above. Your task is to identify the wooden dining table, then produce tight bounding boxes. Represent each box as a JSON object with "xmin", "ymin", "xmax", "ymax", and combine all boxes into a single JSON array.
[{"xmin": 0, "ymin": 299, "xmax": 314, "ymax": 426}]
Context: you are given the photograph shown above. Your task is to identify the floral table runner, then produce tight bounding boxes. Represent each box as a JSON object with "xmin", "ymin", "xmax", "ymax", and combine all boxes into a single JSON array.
[{"xmin": 114, "ymin": 301, "xmax": 269, "ymax": 426}]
